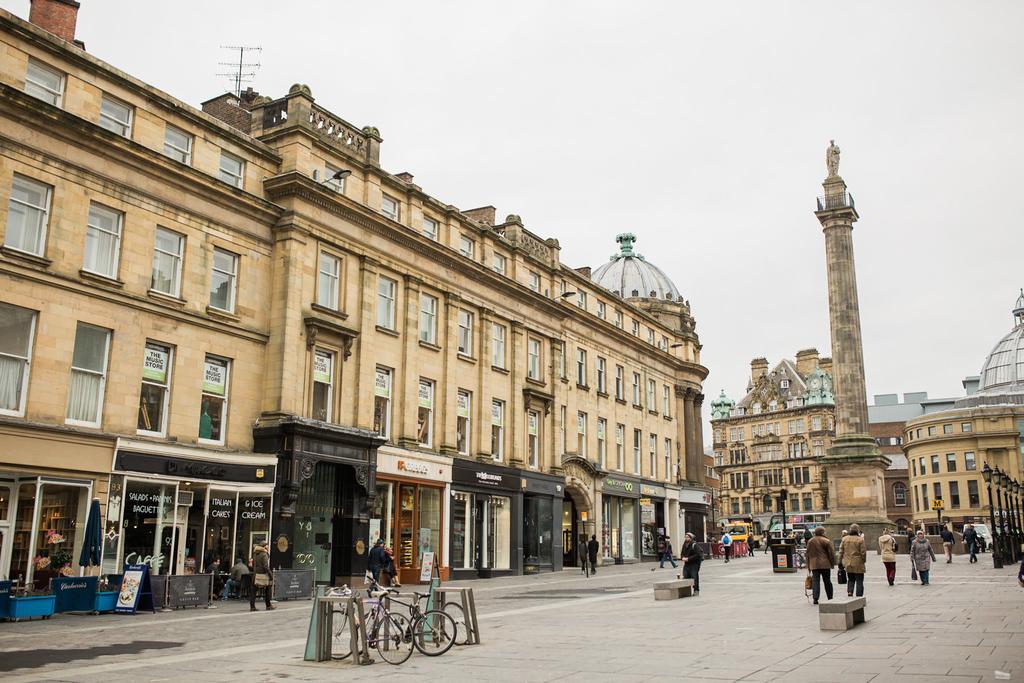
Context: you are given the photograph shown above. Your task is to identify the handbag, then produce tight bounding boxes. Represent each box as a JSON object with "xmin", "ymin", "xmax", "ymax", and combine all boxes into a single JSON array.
[
  {"xmin": 254, "ymin": 573, "xmax": 270, "ymax": 587},
  {"xmin": 804, "ymin": 573, "xmax": 813, "ymax": 590},
  {"xmin": 911, "ymin": 566, "xmax": 918, "ymax": 581},
  {"xmin": 837, "ymin": 566, "xmax": 847, "ymax": 584}
]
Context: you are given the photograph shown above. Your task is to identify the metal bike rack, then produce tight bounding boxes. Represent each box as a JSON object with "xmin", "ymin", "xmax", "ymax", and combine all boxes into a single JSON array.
[
  {"xmin": 313, "ymin": 595, "xmax": 372, "ymax": 665},
  {"xmin": 433, "ymin": 587, "xmax": 481, "ymax": 645}
]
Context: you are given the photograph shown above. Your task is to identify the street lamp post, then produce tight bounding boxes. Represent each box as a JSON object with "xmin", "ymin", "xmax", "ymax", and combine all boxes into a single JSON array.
[
  {"xmin": 982, "ymin": 463, "xmax": 1003, "ymax": 569},
  {"xmin": 1002, "ymin": 472, "xmax": 1019, "ymax": 564},
  {"xmin": 995, "ymin": 468, "xmax": 1011, "ymax": 563},
  {"xmin": 1014, "ymin": 480, "xmax": 1023, "ymax": 560},
  {"xmin": 1011, "ymin": 478, "xmax": 1022, "ymax": 563},
  {"xmin": 778, "ymin": 488, "xmax": 789, "ymax": 541}
]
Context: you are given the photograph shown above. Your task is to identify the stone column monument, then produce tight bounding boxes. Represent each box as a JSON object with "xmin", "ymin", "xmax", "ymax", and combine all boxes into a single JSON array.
[{"xmin": 815, "ymin": 141, "xmax": 892, "ymax": 546}]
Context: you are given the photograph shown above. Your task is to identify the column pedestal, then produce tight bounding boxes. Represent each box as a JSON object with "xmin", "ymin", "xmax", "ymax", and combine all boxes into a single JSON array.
[{"xmin": 822, "ymin": 434, "xmax": 892, "ymax": 548}]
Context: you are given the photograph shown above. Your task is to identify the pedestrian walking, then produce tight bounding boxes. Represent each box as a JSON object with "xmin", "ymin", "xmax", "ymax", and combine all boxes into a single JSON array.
[
  {"xmin": 680, "ymin": 532, "xmax": 704, "ymax": 594},
  {"xmin": 381, "ymin": 546, "xmax": 401, "ymax": 587},
  {"xmin": 747, "ymin": 535, "xmax": 755, "ymax": 557},
  {"xmin": 578, "ymin": 536, "xmax": 590, "ymax": 576},
  {"xmin": 721, "ymin": 532, "xmax": 733, "ymax": 563},
  {"xmin": 587, "ymin": 535, "xmax": 599, "ymax": 575},
  {"xmin": 660, "ymin": 537, "xmax": 678, "ymax": 569},
  {"xmin": 250, "ymin": 541, "xmax": 274, "ymax": 611},
  {"xmin": 838, "ymin": 523, "xmax": 867, "ymax": 598},
  {"xmin": 962, "ymin": 524, "xmax": 979, "ymax": 563},
  {"xmin": 910, "ymin": 530, "xmax": 937, "ymax": 585},
  {"xmin": 940, "ymin": 527, "xmax": 955, "ymax": 563},
  {"xmin": 806, "ymin": 526, "xmax": 836, "ymax": 604},
  {"xmin": 367, "ymin": 538, "xmax": 388, "ymax": 583},
  {"xmin": 803, "ymin": 528, "xmax": 813, "ymax": 547},
  {"xmin": 878, "ymin": 528, "xmax": 897, "ymax": 586}
]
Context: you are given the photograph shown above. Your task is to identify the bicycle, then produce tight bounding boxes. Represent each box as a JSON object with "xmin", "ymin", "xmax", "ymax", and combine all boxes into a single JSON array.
[{"xmin": 366, "ymin": 578, "xmax": 458, "ymax": 658}]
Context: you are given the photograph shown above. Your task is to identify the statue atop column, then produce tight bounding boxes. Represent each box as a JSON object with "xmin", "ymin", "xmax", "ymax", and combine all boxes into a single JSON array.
[{"xmin": 826, "ymin": 139, "xmax": 841, "ymax": 178}]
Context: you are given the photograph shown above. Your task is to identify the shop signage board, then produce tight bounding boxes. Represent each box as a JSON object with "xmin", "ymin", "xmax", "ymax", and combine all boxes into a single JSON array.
[
  {"xmin": 166, "ymin": 574, "xmax": 212, "ymax": 608},
  {"xmin": 419, "ymin": 551, "xmax": 435, "ymax": 582},
  {"xmin": 418, "ymin": 382, "xmax": 433, "ymax": 408},
  {"xmin": 456, "ymin": 393, "xmax": 470, "ymax": 418},
  {"xmin": 142, "ymin": 345, "xmax": 169, "ymax": 382},
  {"xmin": 115, "ymin": 450, "xmax": 274, "ymax": 484},
  {"xmin": 640, "ymin": 484, "xmax": 666, "ymax": 498},
  {"xmin": 528, "ymin": 412, "xmax": 538, "ymax": 436},
  {"xmin": 375, "ymin": 369, "xmax": 391, "ymax": 397},
  {"xmin": 52, "ymin": 576, "xmax": 98, "ymax": 613},
  {"xmin": 203, "ymin": 360, "xmax": 227, "ymax": 395},
  {"xmin": 602, "ymin": 476, "xmax": 639, "ymax": 497},
  {"xmin": 273, "ymin": 569, "xmax": 314, "ymax": 600},
  {"xmin": 115, "ymin": 563, "xmax": 155, "ymax": 614},
  {"xmin": 150, "ymin": 574, "xmax": 167, "ymax": 609},
  {"xmin": 452, "ymin": 461, "xmax": 520, "ymax": 492},
  {"xmin": 313, "ymin": 352, "xmax": 332, "ymax": 384}
]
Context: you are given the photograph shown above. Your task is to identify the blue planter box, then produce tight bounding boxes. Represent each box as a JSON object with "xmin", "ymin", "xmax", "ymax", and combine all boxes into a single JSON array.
[
  {"xmin": 9, "ymin": 594, "xmax": 56, "ymax": 621},
  {"xmin": 94, "ymin": 591, "xmax": 118, "ymax": 613}
]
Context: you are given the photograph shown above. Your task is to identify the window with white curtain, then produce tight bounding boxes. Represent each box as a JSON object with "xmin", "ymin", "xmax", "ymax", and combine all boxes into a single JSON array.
[
  {"xmin": 5, "ymin": 175, "xmax": 52, "ymax": 256},
  {"xmin": 151, "ymin": 227, "xmax": 184, "ymax": 297},
  {"xmin": 83, "ymin": 203, "xmax": 123, "ymax": 278},
  {"xmin": 0, "ymin": 302, "xmax": 37, "ymax": 416},
  {"xmin": 66, "ymin": 323, "xmax": 111, "ymax": 426}
]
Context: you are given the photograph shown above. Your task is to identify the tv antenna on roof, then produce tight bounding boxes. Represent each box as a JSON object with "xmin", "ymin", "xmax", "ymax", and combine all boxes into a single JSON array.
[{"xmin": 217, "ymin": 45, "xmax": 262, "ymax": 98}]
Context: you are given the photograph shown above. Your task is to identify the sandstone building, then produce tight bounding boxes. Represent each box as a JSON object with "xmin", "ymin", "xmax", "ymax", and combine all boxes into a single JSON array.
[{"xmin": 0, "ymin": 1, "xmax": 708, "ymax": 585}]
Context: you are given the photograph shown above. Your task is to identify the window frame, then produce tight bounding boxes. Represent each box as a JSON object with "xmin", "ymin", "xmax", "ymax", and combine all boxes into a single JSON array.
[
  {"xmin": 317, "ymin": 251, "xmax": 341, "ymax": 310},
  {"xmin": 218, "ymin": 151, "xmax": 245, "ymax": 189},
  {"xmin": 83, "ymin": 202, "xmax": 124, "ymax": 279},
  {"xmin": 198, "ymin": 354, "xmax": 231, "ymax": 445},
  {"xmin": 209, "ymin": 247, "xmax": 239, "ymax": 313},
  {"xmin": 311, "ymin": 348, "xmax": 335, "ymax": 422},
  {"xmin": 491, "ymin": 399, "xmax": 505, "ymax": 462},
  {"xmin": 5, "ymin": 174, "xmax": 53, "ymax": 257},
  {"xmin": 632, "ymin": 372, "xmax": 641, "ymax": 405},
  {"xmin": 376, "ymin": 276, "xmax": 397, "ymax": 330},
  {"xmin": 459, "ymin": 234, "xmax": 475, "ymax": 258},
  {"xmin": 615, "ymin": 365, "xmax": 624, "ymax": 400},
  {"xmin": 150, "ymin": 226, "xmax": 185, "ymax": 297},
  {"xmin": 491, "ymin": 323, "xmax": 506, "ymax": 368},
  {"xmin": 162, "ymin": 124, "xmax": 193, "ymax": 165},
  {"xmin": 633, "ymin": 428, "xmax": 642, "ymax": 474},
  {"xmin": 528, "ymin": 271, "xmax": 541, "ymax": 292},
  {"xmin": 422, "ymin": 216, "xmax": 439, "ymax": 241},
  {"xmin": 65, "ymin": 323, "xmax": 111, "ymax": 428},
  {"xmin": 0, "ymin": 303, "xmax": 37, "ymax": 417},
  {"xmin": 457, "ymin": 309, "xmax": 474, "ymax": 356},
  {"xmin": 597, "ymin": 418, "xmax": 607, "ymax": 469},
  {"xmin": 456, "ymin": 390, "xmax": 472, "ymax": 456},
  {"xmin": 492, "ymin": 252, "xmax": 507, "ymax": 275},
  {"xmin": 417, "ymin": 379, "xmax": 434, "ymax": 447},
  {"xmin": 373, "ymin": 366, "xmax": 393, "ymax": 439},
  {"xmin": 527, "ymin": 338, "xmax": 541, "ymax": 380},
  {"xmin": 527, "ymin": 409, "xmax": 540, "ymax": 468},
  {"xmin": 136, "ymin": 341, "xmax": 173, "ymax": 437},
  {"xmin": 615, "ymin": 423, "xmax": 625, "ymax": 471},
  {"xmin": 596, "ymin": 357, "xmax": 607, "ymax": 393},
  {"xmin": 419, "ymin": 293, "xmax": 438, "ymax": 344},
  {"xmin": 576, "ymin": 348, "xmax": 587, "ymax": 387},
  {"xmin": 99, "ymin": 93, "xmax": 133, "ymax": 137},
  {"xmin": 577, "ymin": 411, "xmax": 587, "ymax": 458},
  {"xmin": 25, "ymin": 58, "xmax": 64, "ymax": 106},
  {"xmin": 381, "ymin": 194, "xmax": 400, "ymax": 221}
]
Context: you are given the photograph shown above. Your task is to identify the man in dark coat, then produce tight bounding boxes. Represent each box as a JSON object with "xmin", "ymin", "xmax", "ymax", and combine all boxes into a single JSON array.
[
  {"xmin": 806, "ymin": 526, "xmax": 837, "ymax": 604},
  {"xmin": 962, "ymin": 524, "xmax": 979, "ymax": 563},
  {"xmin": 578, "ymin": 536, "xmax": 590, "ymax": 576},
  {"xmin": 680, "ymin": 533, "xmax": 704, "ymax": 594},
  {"xmin": 587, "ymin": 535, "xmax": 599, "ymax": 575},
  {"xmin": 367, "ymin": 539, "xmax": 388, "ymax": 583}
]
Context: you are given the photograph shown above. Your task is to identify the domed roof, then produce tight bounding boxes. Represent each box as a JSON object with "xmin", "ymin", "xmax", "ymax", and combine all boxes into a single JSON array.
[
  {"xmin": 977, "ymin": 290, "xmax": 1024, "ymax": 394},
  {"xmin": 592, "ymin": 233, "xmax": 681, "ymax": 301}
]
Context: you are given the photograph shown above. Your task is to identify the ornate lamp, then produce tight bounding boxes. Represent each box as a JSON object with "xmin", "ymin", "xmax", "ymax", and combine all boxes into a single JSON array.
[{"xmin": 982, "ymin": 463, "xmax": 1002, "ymax": 568}]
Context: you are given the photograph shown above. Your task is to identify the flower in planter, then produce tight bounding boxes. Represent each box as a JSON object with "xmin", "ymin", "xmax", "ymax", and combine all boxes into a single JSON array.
[
  {"xmin": 33, "ymin": 555, "xmax": 51, "ymax": 571},
  {"xmin": 46, "ymin": 530, "xmax": 67, "ymax": 545},
  {"xmin": 58, "ymin": 564, "xmax": 77, "ymax": 577}
]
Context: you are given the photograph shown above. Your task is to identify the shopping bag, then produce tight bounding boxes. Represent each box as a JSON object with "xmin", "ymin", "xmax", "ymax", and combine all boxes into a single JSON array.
[
  {"xmin": 837, "ymin": 566, "xmax": 847, "ymax": 584},
  {"xmin": 804, "ymin": 573, "xmax": 813, "ymax": 590}
]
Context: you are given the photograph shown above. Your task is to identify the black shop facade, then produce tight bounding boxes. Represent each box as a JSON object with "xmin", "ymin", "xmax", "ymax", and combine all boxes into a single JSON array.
[{"xmin": 253, "ymin": 417, "xmax": 384, "ymax": 587}]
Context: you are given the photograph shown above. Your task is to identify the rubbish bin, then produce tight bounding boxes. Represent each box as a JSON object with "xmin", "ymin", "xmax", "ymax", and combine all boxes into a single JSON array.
[{"xmin": 771, "ymin": 543, "xmax": 796, "ymax": 573}]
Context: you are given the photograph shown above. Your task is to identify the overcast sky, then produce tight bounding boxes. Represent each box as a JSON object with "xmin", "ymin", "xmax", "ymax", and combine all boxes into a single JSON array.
[{"xmin": 12, "ymin": 1, "xmax": 1021, "ymax": 423}]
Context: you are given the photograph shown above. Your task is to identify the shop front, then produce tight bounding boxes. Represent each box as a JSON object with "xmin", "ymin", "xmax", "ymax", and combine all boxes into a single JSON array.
[
  {"xmin": 0, "ymin": 424, "xmax": 111, "ymax": 586},
  {"xmin": 522, "ymin": 469, "xmax": 563, "ymax": 574},
  {"xmin": 104, "ymin": 439, "xmax": 276, "ymax": 577},
  {"xmin": 639, "ymin": 482, "xmax": 668, "ymax": 561},
  {"xmin": 449, "ymin": 459, "xmax": 521, "ymax": 579},
  {"xmin": 678, "ymin": 485, "xmax": 712, "ymax": 542},
  {"xmin": 254, "ymin": 417, "xmax": 383, "ymax": 587},
  {"xmin": 599, "ymin": 475, "xmax": 640, "ymax": 564},
  {"xmin": 561, "ymin": 456, "xmax": 601, "ymax": 568},
  {"xmin": 372, "ymin": 447, "xmax": 451, "ymax": 584}
]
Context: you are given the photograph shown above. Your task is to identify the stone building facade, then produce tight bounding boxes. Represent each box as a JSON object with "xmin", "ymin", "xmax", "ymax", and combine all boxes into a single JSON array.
[
  {"xmin": 711, "ymin": 349, "xmax": 835, "ymax": 531},
  {"xmin": 0, "ymin": 2, "xmax": 707, "ymax": 585},
  {"xmin": 905, "ymin": 292, "xmax": 1024, "ymax": 534}
]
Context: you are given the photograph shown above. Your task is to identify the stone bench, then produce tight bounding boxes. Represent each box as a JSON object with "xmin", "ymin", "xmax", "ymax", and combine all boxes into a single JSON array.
[
  {"xmin": 653, "ymin": 579, "xmax": 694, "ymax": 600},
  {"xmin": 818, "ymin": 597, "xmax": 866, "ymax": 631}
]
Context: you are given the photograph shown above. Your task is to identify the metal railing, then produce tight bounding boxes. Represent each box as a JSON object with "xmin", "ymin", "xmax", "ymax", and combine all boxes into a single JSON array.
[{"xmin": 816, "ymin": 192, "xmax": 855, "ymax": 211}]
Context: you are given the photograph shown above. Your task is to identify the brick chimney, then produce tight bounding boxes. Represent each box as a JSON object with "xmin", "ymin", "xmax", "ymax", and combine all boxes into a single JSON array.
[
  {"xmin": 575, "ymin": 266, "xmax": 592, "ymax": 279},
  {"xmin": 29, "ymin": 0, "xmax": 81, "ymax": 45},
  {"xmin": 750, "ymin": 357, "xmax": 769, "ymax": 382},
  {"xmin": 795, "ymin": 348, "xmax": 820, "ymax": 377},
  {"xmin": 464, "ymin": 206, "xmax": 496, "ymax": 226}
]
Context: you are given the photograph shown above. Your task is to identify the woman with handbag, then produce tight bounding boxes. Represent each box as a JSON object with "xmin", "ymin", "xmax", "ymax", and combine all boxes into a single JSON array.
[
  {"xmin": 910, "ymin": 530, "xmax": 937, "ymax": 585},
  {"xmin": 878, "ymin": 529, "xmax": 897, "ymax": 586},
  {"xmin": 838, "ymin": 524, "xmax": 867, "ymax": 598},
  {"xmin": 250, "ymin": 541, "xmax": 275, "ymax": 611}
]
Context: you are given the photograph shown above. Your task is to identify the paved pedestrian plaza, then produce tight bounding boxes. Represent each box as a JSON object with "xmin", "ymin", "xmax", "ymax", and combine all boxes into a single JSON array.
[{"xmin": 1, "ymin": 553, "xmax": 1022, "ymax": 682}]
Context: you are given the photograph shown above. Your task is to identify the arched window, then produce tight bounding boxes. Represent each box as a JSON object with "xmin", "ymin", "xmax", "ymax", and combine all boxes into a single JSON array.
[
  {"xmin": 895, "ymin": 518, "xmax": 910, "ymax": 532},
  {"xmin": 893, "ymin": 482, "xmax": 908, "ymax": 506}
]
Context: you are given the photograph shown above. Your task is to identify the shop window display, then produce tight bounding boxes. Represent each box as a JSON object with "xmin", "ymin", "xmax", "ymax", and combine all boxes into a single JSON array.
[
  {"xmin": 119, "ymin": 480, "xmax": 176, "ymax": 575},
  {"xmin": 488, "ymin": 496, "xmax": 511, "ymax": 570},
  {"xmin": 523, "ymin": 497, "xmax": 553, "ymax": 567},
  {"xmin": 451, "ymin": 491, "xmax": 471, "ymax": 569},
  {"xmin": 418, "ymin": 487, "xmax": 440, "ymax": 566}
]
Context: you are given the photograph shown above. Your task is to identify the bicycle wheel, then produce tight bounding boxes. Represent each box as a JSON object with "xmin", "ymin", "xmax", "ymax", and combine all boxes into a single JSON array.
[
  {"xmin": 330, "ymin": 604, "xmax": 353, "ymax": 659},
  {"xmin": 374, "ymin": 611, "xmax": 414, "ymax": 665},
  {"xmin": 442, "ymin": 600, "xmax": 470, "ymax": 645},
  {"xmin": 412, "ymin": 610, "xmax": 457, "ymax": 656}
]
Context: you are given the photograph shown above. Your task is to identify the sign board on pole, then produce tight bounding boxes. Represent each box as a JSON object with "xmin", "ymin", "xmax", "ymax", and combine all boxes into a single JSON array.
[{"xmin": 931, "ymin": 499, "xmax": 945, "ymax": 510}]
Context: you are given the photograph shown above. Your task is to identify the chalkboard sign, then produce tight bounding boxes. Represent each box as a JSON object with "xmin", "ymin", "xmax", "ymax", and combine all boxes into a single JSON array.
[
  {"xmin": 166, "ymin": 574, "xmax": 212, "ymax": 609},
  {"xmin": 150, "ymin": 574, "xmax": 167, "ymax": 609},
  {"xmin": 273, "ymin": 569, "xmax": 314, "ymax": 601},
  {"xmin": 52, "ymin": 576, "xmax": 98, "ymax": 613},
  {"xmin": 115, "ymin": 564, "xmax": 154, "ymax": 614}
]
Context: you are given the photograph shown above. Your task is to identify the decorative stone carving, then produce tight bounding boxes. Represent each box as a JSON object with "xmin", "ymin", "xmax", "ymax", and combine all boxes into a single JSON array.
[
  {"xmin": 355, "ymin": 464, "xmax": 368, "ymax": 487},
  {"xmin": 300, "ymin": 458, "xmax": 315, "ymax": 480},
  {"xmin": 308, "ymin": 108, "xmax": 367, "ymax": 153}
]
